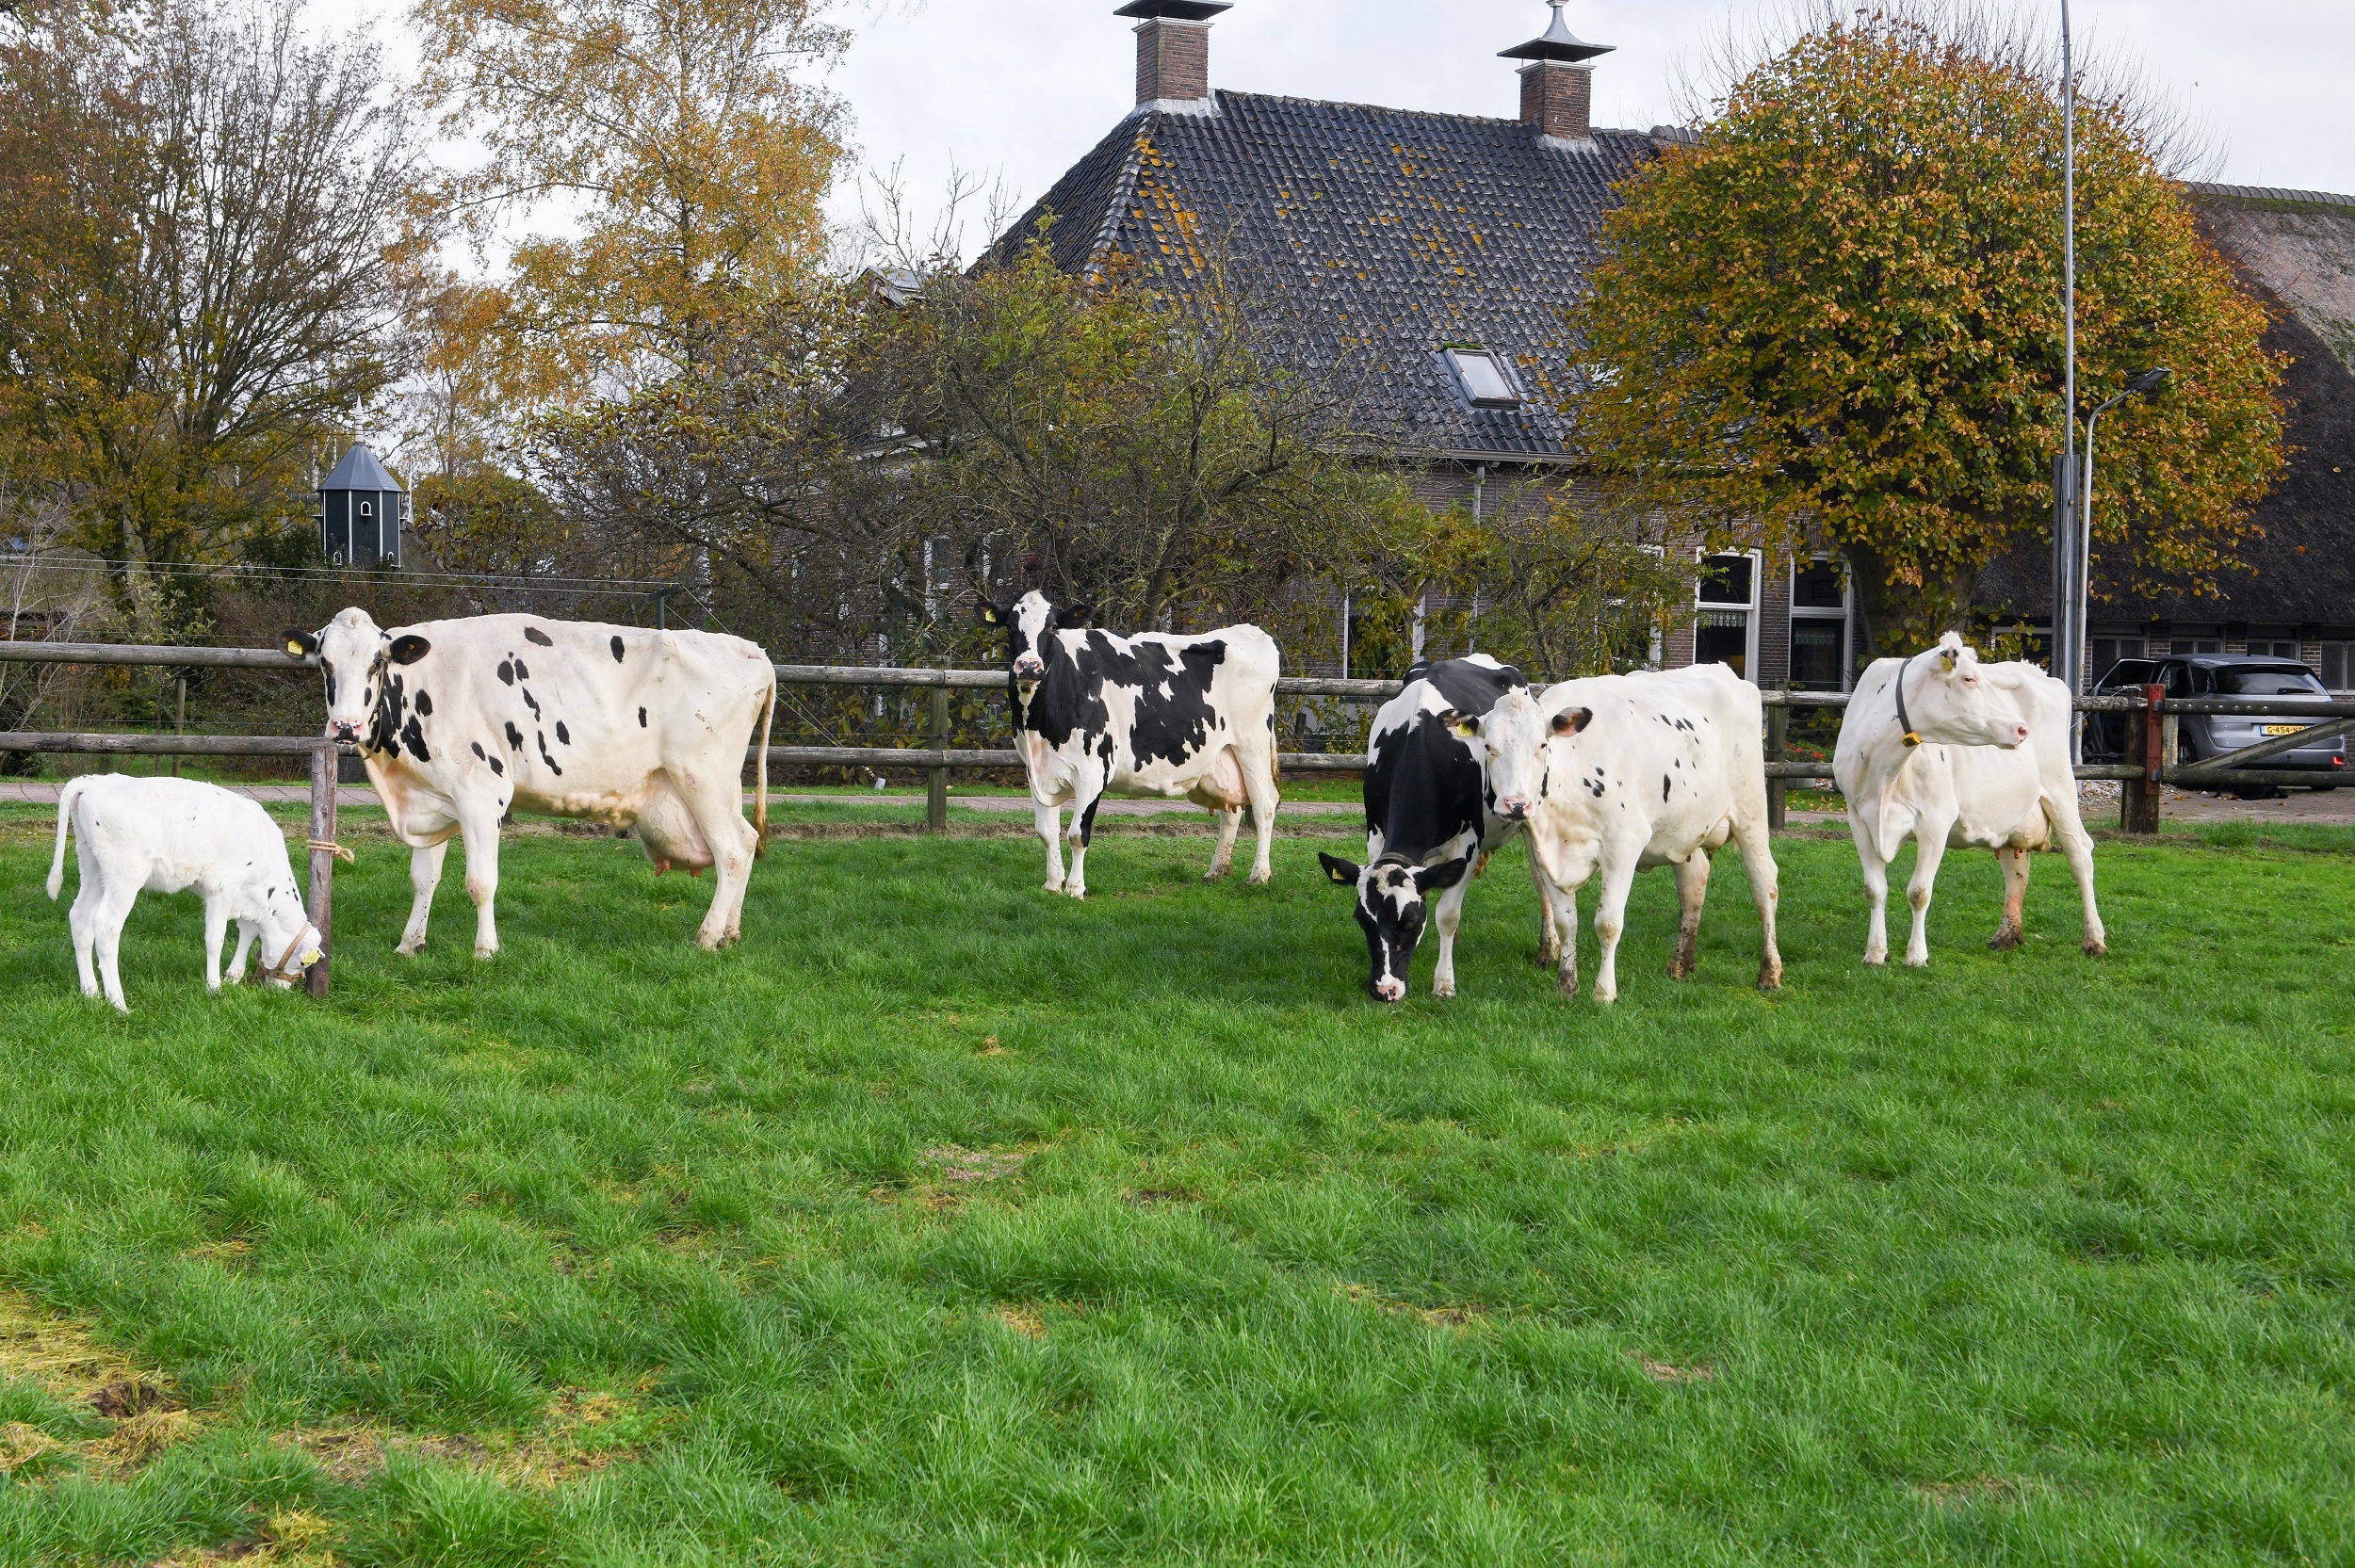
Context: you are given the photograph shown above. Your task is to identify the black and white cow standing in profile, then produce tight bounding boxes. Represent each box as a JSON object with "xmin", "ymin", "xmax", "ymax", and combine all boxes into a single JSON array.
[
  {"xmin": 287, "ymin": 608, "xmax": 775, "ymax": 955},
  {"xmin": 1318, "ymin": 655, "xmax": 1554, "ymax": 1003},
  {"xmin": 980, "ymin": 590, "xmax": 1282, "ymax": 897}
]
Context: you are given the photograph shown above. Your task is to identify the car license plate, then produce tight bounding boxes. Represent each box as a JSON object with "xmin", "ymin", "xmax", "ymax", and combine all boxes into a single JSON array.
[{"xmin": 2261, "ymin": 723, "xmax": 2310, "ymax": 736}]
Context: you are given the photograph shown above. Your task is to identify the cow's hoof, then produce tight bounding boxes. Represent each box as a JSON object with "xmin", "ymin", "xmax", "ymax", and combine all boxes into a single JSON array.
[
  {"xmin": 1987, "ymin": 927, "xmax": 2022, "ymax": 952},
  {"xmin": 2083, "ymin": 938, "xmax": 2108, "ymax": 957},
  {"xmin": 1202, "ymin": 866, "xmax": 1231, "ymax": 882},
  {"xmin": 1432, "ymin": 979, "xmax": 1455, "ymax": 999},
  {"xmin": 1903, "ymin": 955, "xmax": 1929, "ymax": 970},
  {"xmin": 475, "ymin": 945, "xmax": 499, "ymax": 960},
  {"xmin": 1758, "ymin": 966, "xmax": 1783, "ymax": 993},
  {"xmin": 1592, "ymin": 990, "xmax": 1618, "ymax": 1006},
  {"xmin": 1245, "ymin": 869, "xmax": 1272, "ymax": 885},
  {"xmin": 396, "ymin": 940, "xmax": 426, "ymax": 957}
]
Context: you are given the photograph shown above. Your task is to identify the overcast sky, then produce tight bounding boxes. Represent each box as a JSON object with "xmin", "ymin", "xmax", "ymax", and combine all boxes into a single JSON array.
[
  {"xmin": 326, "ymin": 0, "xmax": 2355, "ymax": 259},
  {"xmin": 820, "ymin": 0, "xmax": 2355, "ymax": 252}
]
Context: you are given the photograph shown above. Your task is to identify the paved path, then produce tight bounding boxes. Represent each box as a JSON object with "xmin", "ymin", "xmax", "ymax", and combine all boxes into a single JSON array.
[{"xmin": 10, "ymin": 778, "xmax": 2348, "ymax": 826}]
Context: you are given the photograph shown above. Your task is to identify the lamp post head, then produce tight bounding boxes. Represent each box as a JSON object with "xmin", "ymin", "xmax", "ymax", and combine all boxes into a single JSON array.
[{"xmin": 2127, "ymin": 366, "xmax": 2172, "ymax": 396}]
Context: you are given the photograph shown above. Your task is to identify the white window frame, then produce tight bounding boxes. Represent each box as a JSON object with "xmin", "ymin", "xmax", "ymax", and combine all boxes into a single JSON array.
[
  {"xmin": 1694, "ymin": 549, "xmax": 1761, "ymax": 678},
  {"xmin": 1443, "ymin": 346, "xmax": 1522, "ymax": 410},
  {"xmin": 2318, "ymin": 639, "xmax": 2355, "ymax": 693},
  {"xmin": 1787, "ymin": 555, "xmax": 1854, "ymax": 691}
]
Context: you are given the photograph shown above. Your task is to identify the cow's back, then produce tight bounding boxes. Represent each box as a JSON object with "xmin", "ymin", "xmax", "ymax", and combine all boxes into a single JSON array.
[
  {"xmin": 1365, "ymin": 657, "xmax": 1527, "ymax": 861},
  {"xmin": 1537, "ymin": 667, "xmax": 1763, "ymax": 848}
]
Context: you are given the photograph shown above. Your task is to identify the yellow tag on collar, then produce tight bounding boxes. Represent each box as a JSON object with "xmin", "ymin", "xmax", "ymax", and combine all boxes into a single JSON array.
[{"xmin": 1901, "ymin": 732, "xmax": 1923, "ymax": 749}]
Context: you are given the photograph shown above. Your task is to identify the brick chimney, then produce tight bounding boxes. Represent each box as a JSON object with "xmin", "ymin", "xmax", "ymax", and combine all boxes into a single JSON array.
[
  {"xmin": 1115, "ymin": 0, "xmax": 1230, "ymax": 113},
  {"xmin": 1500, "ymin": 0, "xmax": 1613, "ymax": 146}
]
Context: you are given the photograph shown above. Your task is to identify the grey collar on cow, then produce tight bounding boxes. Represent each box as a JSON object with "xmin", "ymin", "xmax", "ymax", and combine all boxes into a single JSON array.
[{"xmin": 1892, "ymin": 650, "xmax": 1925, "ymax": 750}]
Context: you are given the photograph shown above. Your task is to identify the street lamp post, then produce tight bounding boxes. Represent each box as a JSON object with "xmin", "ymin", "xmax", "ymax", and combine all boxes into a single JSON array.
[{"xmin": 2072, "ymin": 364, "xmax": 2173, "ymax": 685}]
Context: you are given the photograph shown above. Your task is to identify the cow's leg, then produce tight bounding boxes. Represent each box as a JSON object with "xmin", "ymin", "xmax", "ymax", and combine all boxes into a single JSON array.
[
  {"xmin": 68, "ymin": 869, "xmax": 102, "ymax": 1001},
  {"xmin": 1668, "ymin": 852, "xmax": 1711, "ymax": 980},
  {"xmin": 1205, "ymin": 805, "xmax": 1242, "ymax": 881},
  {"xmin": 1242, "ymin": 750, "xmax": 1278, "ymax": 885},
  {"xmin": 398, "ymin": 840, "xmax": 448, "ymax": 955},
  {"xmin": 203, "ymin": 894, "xmax": 230, "ymax": 992},
  {"xmin": 1989, "ymin": 845, "xmax": 2029, "ymax": 950},
  {"xmin": 1903, "ymin": 831, "xmax": 1952, "ymax": 968},
  {"xmin": 1731, "ymin": 818, "xmax": 1783, "ymax": 992},
  {"xmin": 1034, "ymin": 802, "xmax": 1066, "ymax": 894},
  {"xmin": 1527, "ymin": 839, "xmax": 1560, "ymax": 966},
  {"xmin": 227, "ymin": 920, "xmax": 255, "ymax": 985},
  {"xmin": 1590, "ymin": 853, "xmax": 1643, "ymax": 1005},
  {"xmin": 457, "ymin": 807, "xmax": 505, "ymax": 959},
  {"xmin": 2040, "ymin": 792, "xmax": 2108, "ymax": 956},
  {"xmin": 674, "ymin": 769, "xmax": 758, "ymax": 949},
  {"xmin": 1428, "ymin": 868, "xmax": 1476, "ymax": 998},
  {"xmin": 90, "ymin": 881, "xmax": 138, "ymax": 1012},
  {"xmin": 1852, "ymin": 815, "xmax": 1894, "ymax": 966},
  {"xmin": 1064, "ymin": 765, "xmax": 1108, "ymax": 900}
]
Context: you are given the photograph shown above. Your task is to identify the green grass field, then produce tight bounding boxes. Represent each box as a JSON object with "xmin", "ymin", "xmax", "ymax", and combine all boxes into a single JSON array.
[{"xmin": 0, "ymin": 810, "xmax": 2349, "ymax": 1565}]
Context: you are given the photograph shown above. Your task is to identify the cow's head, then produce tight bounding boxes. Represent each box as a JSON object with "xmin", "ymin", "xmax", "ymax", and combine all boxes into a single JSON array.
[
  {"xmin": 1893, "ymin": 633, "xmax": 2029, "ymax": 750},
  {"xmin": 1320, "ymin": 850, "xmax": 1470, "ymax": 1003},
  {"xmin": 252, "ymin": 878, "xmax": 323, "ymax": 989},
  {"xmin": 284, "ymin": 607, "xmax": 430, "ymax": 747},
  {"xmin": 1452, "ymin": 689, "xmax": 1593, "ymax": 823},
  {"xmin": 979, "ymin": 591, "xmax": 1091, "ymax": 687}
]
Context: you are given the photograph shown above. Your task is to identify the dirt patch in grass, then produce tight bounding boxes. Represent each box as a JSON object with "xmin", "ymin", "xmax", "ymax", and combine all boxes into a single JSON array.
[
  {"xmin": 0, "ymin": 1287, "xmax": 203, "ymax": 1477},
  {"xmin": 1340, "ymin": 1282, "xmax": 1489, "ymax": 1332},
  {"xmin": 1631, "ymin": 1354, "xmax": 1717, "ymax": 1384},
  {"xmin": 283, "ymin": 1384, "xmax": 671, "ymax": 1490}
]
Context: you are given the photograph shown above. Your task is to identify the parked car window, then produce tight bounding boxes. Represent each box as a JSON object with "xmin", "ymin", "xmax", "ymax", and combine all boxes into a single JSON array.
[
  {"xmin": 2163, "ymin": 663, "xmax": 2193, "ymax": 697},
  {"xmin": 2096, "ymin": 658, "xmax": 2159, "ymax": 691},
  {"xmin": 2218, "ymin": 667, "xmax": 2328, "ymax": 697}
]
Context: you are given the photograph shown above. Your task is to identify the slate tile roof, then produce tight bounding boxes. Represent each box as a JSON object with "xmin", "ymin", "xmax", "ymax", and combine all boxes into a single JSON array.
[{"xmin": 993, "ymin": 90, "xmax": 1663, "ymax": 461}]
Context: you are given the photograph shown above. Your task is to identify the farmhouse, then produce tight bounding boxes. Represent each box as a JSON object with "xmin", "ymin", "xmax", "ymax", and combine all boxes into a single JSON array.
[{"xmin": 997, "ymin": 1, "xmax": 2355, "ymax": 691}]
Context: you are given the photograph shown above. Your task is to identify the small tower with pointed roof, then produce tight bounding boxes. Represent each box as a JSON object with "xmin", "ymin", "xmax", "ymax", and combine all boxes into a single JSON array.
[
  {"xmin": 317, "ymin": 443, "xmax": 408, "ymax": 568},
  {"xmin": 1501, "ymin": 0, "xmax": 1614, "ymax": 147}
]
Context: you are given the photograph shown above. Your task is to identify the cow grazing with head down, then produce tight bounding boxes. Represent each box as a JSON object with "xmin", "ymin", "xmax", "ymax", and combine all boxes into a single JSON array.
[
  {"xmin": 981, "ymin": 590, "xmax": 1281, "ymax": 897},
  {"xmin": 1833, "ymin": 631, "xmax": 2105, "ymax": 967},
  {"xmin": 287, "ymin": 608, "xmax": 775, "ymax": 956},
  {"xmin": 1318, "ymin": 655, "xmax": 1551, "ymax": 1003},
  {"xmin": 47, "ymin": 774, "xmax": 322, "ymax": 1012},
  {"xmin": 1471, "ymin": 663, "xmax": 1783, "ymax": 1004}
]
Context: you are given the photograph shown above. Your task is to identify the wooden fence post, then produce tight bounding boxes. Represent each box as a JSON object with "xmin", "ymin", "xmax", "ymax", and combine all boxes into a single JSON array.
[
  {"xmin": 1765, "ymin": 700, "xmax": 1789, "ymax": 831},
  {"xmin": 927, "ymin": 684, "xmax": 950, "ymax": 833},
  {"xmin": 306, "ymin": 741, "xmax": 338, "ymax": 997},
  {"xmin": 2120, "ymin": 683, "xmax": 2164, "ymax": 834}
]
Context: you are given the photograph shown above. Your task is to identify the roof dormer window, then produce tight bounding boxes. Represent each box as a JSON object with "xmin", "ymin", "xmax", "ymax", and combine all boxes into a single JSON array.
[{"xmin": 1445, "ymin": 346, "xmax": 1521, "ymax": 408}]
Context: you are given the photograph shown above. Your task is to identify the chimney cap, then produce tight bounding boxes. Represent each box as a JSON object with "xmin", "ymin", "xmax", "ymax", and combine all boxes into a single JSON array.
[
  {"xmin": 1500, "ymin": 0, "xmax": 1613, "ymax": 64},
  {"xmin": 1113, "ymin": 1, "xmax": 1231, "ymax": 19}
]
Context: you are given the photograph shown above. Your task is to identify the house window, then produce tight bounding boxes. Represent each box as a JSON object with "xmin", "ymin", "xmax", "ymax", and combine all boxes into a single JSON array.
[
  {"xmin": 2319, "ymin": 641, "xmax": 2355, "ymax": 691},
  {"xmin": 2090, "ymin": 634, "xmax": 2146, "ymax": 685},
  {"xmin": 2247, "ymin": 628, "xmax": 2301, "ymax": 660},
  {"xmin": 1695, "ymin": 552, "xmax": 1760, "ymax": 678},
  {"xmin": 1444, "ymin": 348, "xmax": 1520, "ymax": 409},
  {"xmin": 1788, "ymin": 558, "xmax": 1850, "ymax": 689},
  {"xmin": 2169, "ymin": 630, "xmax": 2222, "ymax": 655}
]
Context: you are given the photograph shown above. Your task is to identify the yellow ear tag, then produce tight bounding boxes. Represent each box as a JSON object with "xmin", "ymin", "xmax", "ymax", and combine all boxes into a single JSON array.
[
  {"xmin": 1901, "ymin": 732, "xmax": 1923, "ymax": 749},
  {"xmin": 301, "ymin": 948, "xmax": 321, "ymax": 966},
  {"xmin": 286, "ymin": 640, "xmax": 305, "ymax": 655}
]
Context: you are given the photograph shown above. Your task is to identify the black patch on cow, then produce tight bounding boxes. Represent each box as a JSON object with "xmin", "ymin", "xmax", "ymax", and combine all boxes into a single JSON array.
[
  {"xmin": 1586, "ymin": 776, "xmax": 1606, "ymax": 799},
  {"xmin": 610, "ymin": 635, "xmax": 625, "ymax": 663},
  {"xmin": 471, "ymin": 741, "xmax": 486, "ymax": 761},
  {"xmin": 554, "ymin": 720, "xmax": 570, "ymax": 746},
  {"xmin": 513, "ymin": 656, "xmax": 530, "ymax": 681},
  {"xmin": 1664, "ymin": 774, "xmax": 1672, "ymax": 801},
  {"xmin": 368, "ymin": 669, "xmax": 407, "ymax": 755},
  {"xmin": 536, "ymin": 730, "xmax": 562, "ymax": 776},
  {"xmin": 400, "ymin": 715, "xmax": 430, "ymax": 763},
  {"xmin": 489, "ymin": 754, "xmax": 503, "ymax": 776},
  {"xmin": 524, "ymin": 625, "xmax": 554, "ymax": 647},
  {"xmin": 504, "ymin": 720, "xmax": 524, "ymax": 750},
  {"xmin": 521, "ymin": 687, "xmax": 541, "ymax": 719},
  {"xmin": 497, "ymin": 660, "xmax": 514, "ymax": 686},
  {"xmin": 322, "ymin": 670, "xmax": 335, "ymax": 705},
  {"xmin": 638, "ymin": 706, "xmax": 647, "ymax": 728},
  {"xmin": 415, "ymin": 689, "xmax": 432, "ymax": 717}
]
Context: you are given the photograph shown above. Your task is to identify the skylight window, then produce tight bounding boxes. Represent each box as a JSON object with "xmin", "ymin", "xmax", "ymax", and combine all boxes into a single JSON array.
[{"xmin": 1445, "ymin": 347, "xmax": 1520, "ymax": 408}]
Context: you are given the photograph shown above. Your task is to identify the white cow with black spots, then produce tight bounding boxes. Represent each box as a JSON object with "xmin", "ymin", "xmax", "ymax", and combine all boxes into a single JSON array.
[
  {"xmin": 287, "ymin": 608, "xmax": 775, "ymax": 956},
  {"xmin": 46, "ymin": 774, "xmax": 322, "ymax": 1011},
  {"xmin": 1468, "ymin": 663, "xmax": 1783, "ymax": 1003}
]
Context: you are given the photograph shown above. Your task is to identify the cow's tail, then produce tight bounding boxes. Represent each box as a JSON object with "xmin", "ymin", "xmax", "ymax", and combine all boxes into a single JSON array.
[
  {"xmin": 753, "ymin": 671, "xmax": 774, "ymax": 858},
  {"xmin": 46, "ymin": 778, "xmax": 83, "ymax": 900}
]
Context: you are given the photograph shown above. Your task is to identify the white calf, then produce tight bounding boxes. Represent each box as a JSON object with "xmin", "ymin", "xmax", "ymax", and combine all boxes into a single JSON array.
[
  {"xmin": 1833, "ymin": 632, "xmax": 2107, "ymax": 966},
  {"xmin": 46, "ymin": 775, "xmax": 322, "ymax": 1012}
]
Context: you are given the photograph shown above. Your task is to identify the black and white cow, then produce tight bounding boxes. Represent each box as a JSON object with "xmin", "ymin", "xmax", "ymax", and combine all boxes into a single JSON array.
[
  {"xmin": 980, "ymin": 590, "xmax": 1281, "ymax": 897},
  {"xmin": 1318, "ymin": 655, "xmax": 1551, "ymax": 1002},
  {"xmin": 287, "ymin": 608, "xmax": 775, "ymax": 955}
]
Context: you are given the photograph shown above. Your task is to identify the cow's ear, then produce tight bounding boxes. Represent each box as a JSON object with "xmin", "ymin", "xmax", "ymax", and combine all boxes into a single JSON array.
[
  {"xmin": 1939, "ymin": 648, "xmax": 1958, "ymax": 671},
  {"xmin": 1416, "ymin": 855, "xmax": 1471, "ymax": 894},
  {"xmin": 1442, "ymin": 709, "xmax": 1479, "ymax": 740},
  {"xmin": 1318, "ymin": 851, "xmax": 1362, "ymax": 887},
  {"xmin": 387, "ymin": 634, "xmax": 431, "ymax": 666},
  {"xmin": 1058, "ymin": 603, "xmax": 1094, "ymax": 629},
  {"xmin": 978, "ymin": 602, "xmax": 1006, "ymax": 627},
  {"xmin": 283, "ymin": 629, "xmax": 319, "ymax": 658},
  {"xmin": 1551, "ymin": 706, "xmax": 1593, "ymax": 736}
]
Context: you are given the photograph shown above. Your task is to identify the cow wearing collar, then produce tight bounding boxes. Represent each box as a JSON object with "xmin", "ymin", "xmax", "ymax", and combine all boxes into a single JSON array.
[
  {"xmin": 286, "ymin": 608, "xmax": 775, "ymax": 956},
  {"xmin": 1832, "ymin": 631, "xmax": 2104, "ymax": 966},
  {"xmin": 1319, "ymin": 655, "xmax": 1547, "ymax": 1002},
  {"xmin": 980, "ymin": 590, "xmax": 1281, "ymax": 897}
]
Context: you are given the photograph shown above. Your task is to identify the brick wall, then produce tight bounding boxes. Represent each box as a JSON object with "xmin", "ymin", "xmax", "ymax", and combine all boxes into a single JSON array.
[{"xmin": 1134, "ymin": 21, "xmax": 1210, "ymax": 105}]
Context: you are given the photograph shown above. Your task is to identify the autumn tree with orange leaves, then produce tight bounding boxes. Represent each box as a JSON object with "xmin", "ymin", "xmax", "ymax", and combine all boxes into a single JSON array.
[
  {"xmin": 1570, "ymin": 8, "xmax": 2285, "ymax": 659},
  {"xmin": 414, "ymin": 0, "xmax": 847, "ymax": 406}
]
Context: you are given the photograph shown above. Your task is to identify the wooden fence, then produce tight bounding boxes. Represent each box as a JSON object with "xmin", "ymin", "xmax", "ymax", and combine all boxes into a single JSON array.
[{"xmin": 6, "ymin": 640, "xmax": 2351, "ymax": 991}]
